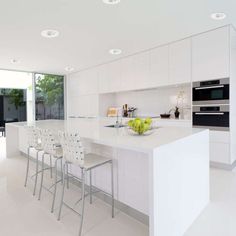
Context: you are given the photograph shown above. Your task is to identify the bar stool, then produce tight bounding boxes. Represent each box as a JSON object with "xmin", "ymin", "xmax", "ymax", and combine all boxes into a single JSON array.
[
  {"xmin": 57, "ymin": 132, "xmax": 114, "ymax": 236},
  {"xmin": 24, "ymin": 126, "xmax": 44, "ymax": 196},
  {"xmin": 38, "ymin": 128, "xmax": 63, "ymax": 214}
]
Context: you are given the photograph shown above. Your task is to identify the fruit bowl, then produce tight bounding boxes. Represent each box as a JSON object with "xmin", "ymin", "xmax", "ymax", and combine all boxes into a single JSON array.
[
  {"xmin": 127, "ymin": 127, "xmax": 154, "ymax": 136},
  {"xmin": 127, "ymin": 117, "xmax": 153, "ymax": 135}
]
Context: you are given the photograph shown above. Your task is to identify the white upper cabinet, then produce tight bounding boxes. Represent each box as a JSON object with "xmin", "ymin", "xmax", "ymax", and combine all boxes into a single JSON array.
[
  {"xmin": 98, "ymin": 61, "xmax": 121, "ymax": 93},
  {"xmin": 192, "ymin": 26, "xmax": 230, "ymax": 82},
  {"xmin": 149, "ymin": 45, "xmax": 169, "ymax": 87},
  {"xmin": 120, "ymin": 52, "xmax": 149, "ymax": 91},
  {"xmin": 67, "ymin": 73, "xmax": 80, "ymax": 97},
  {"xmin": 77, "ymin": 68, "xmax": 99, "ymax": 95},
  {"xmin": 169, "ymin": 38, "xmax": 191, "ymax": 84},
  {"xmin": 67, "ymin": 68, "xmax": 98, "ymax": 96},
  {"xmin": 131, "ymin": 52, "xmax": 149, "ymax": 90}
]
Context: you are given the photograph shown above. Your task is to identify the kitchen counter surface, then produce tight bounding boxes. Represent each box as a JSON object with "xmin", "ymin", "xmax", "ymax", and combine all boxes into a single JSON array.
[{"xmin": 8, "ymin": 118, "xmax": 202, "ymax": 153}]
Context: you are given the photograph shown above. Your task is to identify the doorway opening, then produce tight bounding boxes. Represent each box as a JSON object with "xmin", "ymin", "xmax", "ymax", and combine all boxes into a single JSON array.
[{"xmin": 0, "ymin": 70, "xmax": 33, "ymax": 159}]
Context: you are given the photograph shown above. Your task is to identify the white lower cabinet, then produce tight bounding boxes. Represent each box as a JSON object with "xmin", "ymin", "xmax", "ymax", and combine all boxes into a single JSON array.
[
  {"xmin": 210, "ymin": 142, "xmax": 230, "ymax": 164},
  {"xmin": 210, "ymin": 131, "xmax": 230, "ymax": 143},
  {"xmin": 210, "ymin": 131, "xmax": 231, "ymax": 165}
]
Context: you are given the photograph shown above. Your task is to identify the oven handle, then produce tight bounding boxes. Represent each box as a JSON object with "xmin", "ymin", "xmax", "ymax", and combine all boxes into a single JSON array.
[
  {"xmin": 195, "ymin": 112, "xmax": 224, "ymax": 115},
  {"xmin": 194, "ymin": 85, "xmax": 224, "ymax": 90}
]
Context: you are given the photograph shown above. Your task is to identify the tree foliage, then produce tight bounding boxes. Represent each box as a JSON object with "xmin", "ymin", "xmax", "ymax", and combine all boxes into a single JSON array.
[
  {"xmin": 36, "ymin": 74, "xmax": 64, "ymax": 106},
  {"xmin": 7, "ymin": 89, "xmax": 25, "ymax": 109}
]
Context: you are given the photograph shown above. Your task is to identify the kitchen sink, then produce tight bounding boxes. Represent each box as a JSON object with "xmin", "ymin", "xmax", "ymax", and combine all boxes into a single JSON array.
[{"xmin": 105, "ymin": 124, "xmax": 126, "ymax": 128}]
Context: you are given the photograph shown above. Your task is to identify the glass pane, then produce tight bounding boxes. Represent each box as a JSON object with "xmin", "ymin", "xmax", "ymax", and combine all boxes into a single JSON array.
[
  {"xmin": 35, "ymin": 73, "xmax": 64, "ymax": 120},
  {"xmin": 0, "ymin": 70, "xmax": 33, "ymax": 122},
  {"xmin": 0, "ymin": 88, "xmax": 27, "ymax": 127}
]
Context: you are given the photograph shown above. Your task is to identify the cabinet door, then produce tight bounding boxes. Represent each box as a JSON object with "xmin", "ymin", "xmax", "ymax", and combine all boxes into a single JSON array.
[
  {"xmin": 131, "ymin": 52, "xmax": 149, "ymax": 90},
  {"xmin": 67, "ymin": 69, "xmax": 98, "ymax": 96},
  {"xmin": 169, "ymin": 38, "xmax": 191, "ymax": 84},
  {"xmin": 120, "ymin": 56, "xmax": 134, "ymax": 91},
  {"xmin": 149, "ymin": 45, "xmax": 169, "ymax": 87},
  {"xmin": 98, "ymin": 64, "xmax": 110, "ymax": 94},
  {"xmin": 192, "ymin": 26, "xmax": 230, "ymax": 82},
  {"xmin": 120, "ymin": 52, "xmax": 149, "ymax": 91},
  {"xmin": 78, "ymin": 68, "xmax": 98, "ymax": 95},
  {"xmin": 210, "ymin": 142, "xmax": 230, "ymax": 164},
  {"xmin": 67, "ymin": 73, "xmax": 80, "ymax": 97},
  {"xmin": 98, "ymin": 61, "xmax": 121, "ymax": 93}
]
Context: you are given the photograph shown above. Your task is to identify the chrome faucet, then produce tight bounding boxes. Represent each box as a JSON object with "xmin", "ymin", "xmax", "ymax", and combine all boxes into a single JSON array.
[{"xmin": 115, "ymin": 113, "xmax": 123, "ymax": 128}]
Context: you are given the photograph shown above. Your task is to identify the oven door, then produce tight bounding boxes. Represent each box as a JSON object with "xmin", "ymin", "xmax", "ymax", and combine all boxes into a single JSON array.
[
  {"xmin": 193, "ymin": 78, "xmax": 229, "ymax": 105},
  {"xmin": 193, "ymin": 84, "xmax": 229, "ymax": 105},
  {"xmin": 192, "ymin": 105, "xmax": 229, "ymax": 130}
]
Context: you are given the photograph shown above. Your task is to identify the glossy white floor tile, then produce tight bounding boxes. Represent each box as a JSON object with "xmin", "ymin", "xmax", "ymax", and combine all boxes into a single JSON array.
[
  {"xmin": 185, "ymin": 167, "xmax": 236, "ymax": 236},
  {"xmin": 0, "ymin": 137, "xmax": 6, "ymax": 160},
  {"xmin": 0, "ymin": 138, "xmax": 148, "ymax": 236},
  {"xmin": 2, "ymin": 137, "xmax": 236, "ymax": 236}
]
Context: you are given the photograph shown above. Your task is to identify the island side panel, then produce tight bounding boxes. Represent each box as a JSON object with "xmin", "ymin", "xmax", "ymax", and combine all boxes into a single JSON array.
[
  {"xmin": 70, "ymin": 143, "xmax": 150, "ymax": 215},
  {"xmin": 150, "ymin": 130, "xmax": 209, "ymax": 236},
  {"xmin": 6, "ymin": 124, "xmax": 21, "ymax": 158}
]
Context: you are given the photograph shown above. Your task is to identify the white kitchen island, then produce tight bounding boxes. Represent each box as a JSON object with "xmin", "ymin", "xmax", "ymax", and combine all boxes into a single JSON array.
[{"xmin": 6, "ymin": 118, "xmax": 209, "ymax": 236}]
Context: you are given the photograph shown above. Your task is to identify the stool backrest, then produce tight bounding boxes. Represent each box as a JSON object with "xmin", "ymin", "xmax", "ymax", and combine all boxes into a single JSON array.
[
  {"xmin": 59, "ymin": 131, "xmax": 84, "ymax": 166},
  {"xmin": 41, "ymin": 129, "xmax": 59, "ymax": 155},
  {"xmin": 26, "ymin": 126, "xmax": 41, "ymax": 148}
]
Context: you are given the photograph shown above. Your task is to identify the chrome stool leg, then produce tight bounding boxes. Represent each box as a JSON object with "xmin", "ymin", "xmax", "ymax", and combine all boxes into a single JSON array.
[
  {"xmin": 51, "ymin": 157, "xmax": 60, "ymax": 213},
  {"xmin": 60, "ymin": 158, "xmax": 63, "ymax": 185},
  {"xmin": 33, "ymin": 150, "xmax": 40, "ymax": 196},
  {"xmin": 66, "ymin": 162, "xmax": 69, "ymax": 189},
  {"xmin": 111, "ymin": 161, "xmax": 114, "ymax": 218},
  {"xmin": 24, "ymin": 147, "xmax": 31, "ymax": 187},
  {"xmin": 58, "ymin": 163, "xmax": 66, "ymax": 221},
  {"xmin": 38, "ymin": 153, "xmax": 45, "ymax": 200},
  {"xmin": 78, "ymin": 168, "xmax": 86, "ymax": 236},
  {"xmin": 89, "ymin": 170, "xmax": 92, "ymax": 204},
  {"xmin": 50, "ymin": 155, "xmax": 53, "ymax": 178}
]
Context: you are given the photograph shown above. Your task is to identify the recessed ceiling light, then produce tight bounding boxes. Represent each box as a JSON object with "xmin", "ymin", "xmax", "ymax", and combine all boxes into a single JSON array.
[
  {"xmin": 109, "ymin": 48, "xmax": 122, "ymax": 55},
  {"xmin": 211, "ymin": 12, "xmax": 226, "ymax": 20},
  {"xmin": 103, "ymin": 0, "xmax": 120, "ymax": 5},
  {"xmin": 65, "ymin": 66, "xmax": 74, "ymax": 72},
  {"xmin": 41, "ymin": 29, "xmax": 59, "ymax": 38},
  {"xmin": 10, "ymin": 59, "xmax": 20, "ymax": 64}
]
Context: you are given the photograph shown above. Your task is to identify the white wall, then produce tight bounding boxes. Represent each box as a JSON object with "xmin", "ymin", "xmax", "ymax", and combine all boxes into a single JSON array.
[{"xmin": 100, "ymin": 85, "xmax": 191, "ymax": 120}]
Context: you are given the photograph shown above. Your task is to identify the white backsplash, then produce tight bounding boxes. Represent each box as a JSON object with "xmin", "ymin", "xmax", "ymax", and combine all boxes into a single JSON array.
[{"xmin": 111, "ymin": 85, "xmax": 192, "ymax": 119}]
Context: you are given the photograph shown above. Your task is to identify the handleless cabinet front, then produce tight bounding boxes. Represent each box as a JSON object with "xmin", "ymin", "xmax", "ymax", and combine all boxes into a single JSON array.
[{"xmin": 192, "ymin": 26, "xmax": 230, "ymax": 82}]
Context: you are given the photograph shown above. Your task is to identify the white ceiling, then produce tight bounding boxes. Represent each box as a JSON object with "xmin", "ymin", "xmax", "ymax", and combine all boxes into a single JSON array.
[{"xmin": 0, "ymin": 0, "xmax": 235, "ymax": 75}]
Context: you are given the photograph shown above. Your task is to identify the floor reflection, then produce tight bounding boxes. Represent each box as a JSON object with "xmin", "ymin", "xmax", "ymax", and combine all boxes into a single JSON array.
[{"xmin": 0, "ymin": 137, "xmax": 6, "ymax": 160}]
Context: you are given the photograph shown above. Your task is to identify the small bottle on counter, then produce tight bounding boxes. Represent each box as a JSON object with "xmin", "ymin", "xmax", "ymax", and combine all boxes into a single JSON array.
[{"xmin": 123, "ymin": 104, "xmax": 128, "ymax": 117}]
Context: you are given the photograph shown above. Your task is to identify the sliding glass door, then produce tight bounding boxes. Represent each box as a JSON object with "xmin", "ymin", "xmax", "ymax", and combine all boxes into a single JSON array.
[
  {"xmin": 0, "ymin": 88, "xmax": 27, "ymax": 126},
  {"xmin": 34, "ymin": 73, "xmax": 64, "ymax": 120}
]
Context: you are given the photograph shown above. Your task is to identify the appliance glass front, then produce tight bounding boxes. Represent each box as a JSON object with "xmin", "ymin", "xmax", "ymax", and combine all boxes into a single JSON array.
[
  {"xmin": 192, "ymin": 79, "xmax": 229, "ymax": 104},
  {"xmin": 192, "ymin": 105, "xmax": 229, "ymax": 130}
]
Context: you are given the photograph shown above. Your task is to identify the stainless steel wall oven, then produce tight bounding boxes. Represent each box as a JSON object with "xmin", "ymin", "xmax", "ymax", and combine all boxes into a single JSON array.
[
  {"xmin": 192, "ymin": 78, "xmax": 229, "ymax": 105},
  {"xmin": 192, "ymin": 78, "xmax": 230, "ymax": 131}
]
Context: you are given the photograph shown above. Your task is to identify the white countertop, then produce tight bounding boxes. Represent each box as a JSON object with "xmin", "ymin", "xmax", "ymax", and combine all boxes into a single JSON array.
[{"xmin": 7, "ymin": 118, "xmax": 204, "ymax": 153}]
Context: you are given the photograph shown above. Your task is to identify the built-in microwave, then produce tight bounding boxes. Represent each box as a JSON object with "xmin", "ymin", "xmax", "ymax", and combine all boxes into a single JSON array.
[{"xmin": 192, "ymin": 78, "xmax": 229, "ymax": 105}]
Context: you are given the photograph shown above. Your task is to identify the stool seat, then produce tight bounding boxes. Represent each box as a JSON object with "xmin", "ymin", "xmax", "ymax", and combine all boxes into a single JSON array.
[
  {"xmin": 52, "ymin": 146, "xmax": 63, "ymax": 158},
  {"xmin": 33, "ymin": 144, "xmax": 43, "ymax": 151},
  {"xmin": 82, "ymin": 153, "xmax": 111, "ymax": 170}
]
